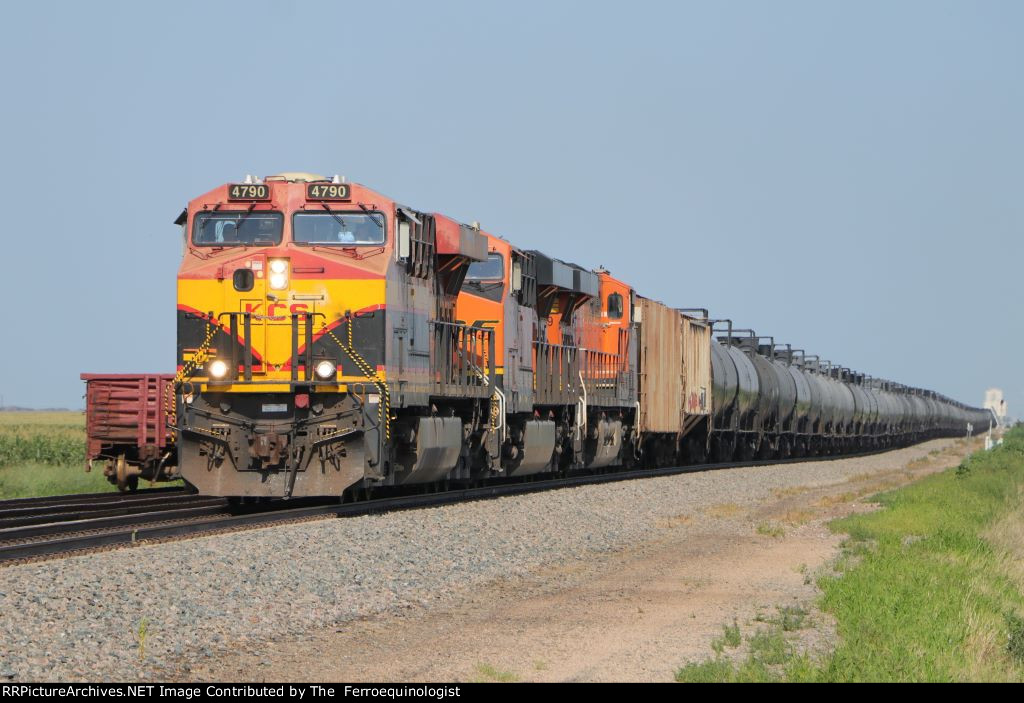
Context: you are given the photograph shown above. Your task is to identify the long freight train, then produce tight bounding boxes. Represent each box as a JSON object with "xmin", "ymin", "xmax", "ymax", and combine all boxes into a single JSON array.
[{"xmin": 81, "ymin": 173, "xmax": 994, "ymax": 495}]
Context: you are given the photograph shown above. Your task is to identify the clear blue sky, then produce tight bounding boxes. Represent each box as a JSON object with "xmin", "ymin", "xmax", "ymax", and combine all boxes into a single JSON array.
[{"xmin": 0, "ymin": 1, "xmax": 1019, "ymax": 415}]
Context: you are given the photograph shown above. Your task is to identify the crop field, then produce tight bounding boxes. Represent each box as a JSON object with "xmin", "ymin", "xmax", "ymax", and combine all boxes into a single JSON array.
[
  {"xmin": 0, "ymin": 412, "xmax": 86, "ymax": 466},
  {"xmin": 0, "ymin": 411, "xmax": 113, "ymax": 498}
]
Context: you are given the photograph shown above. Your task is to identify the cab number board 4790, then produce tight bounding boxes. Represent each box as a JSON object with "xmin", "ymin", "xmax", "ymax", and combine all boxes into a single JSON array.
[
  {"xmin": 227, "ymin": 184, "xmax": 270, "ymax": 201},
  {"xmin": 306, "ymin": 183, "xmax": 351, "ymax": 201}
]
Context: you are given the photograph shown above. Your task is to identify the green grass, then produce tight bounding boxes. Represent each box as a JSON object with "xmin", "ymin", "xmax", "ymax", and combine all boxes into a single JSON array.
[
  {"xmin": 711, "ymin": 620, "xmax": 742, "ymax": 654},
  {"xmin": 753, "ymin": 604, "xmax": 809, "ymax": 631},
  {"xmin": 0, "ymin": 461, "xmax": 117, "ymax": 498},
  {"xmin": 777, "ymin": 605, "xmax": 808, "ymax": 632},
  {"xmin": 473, "ymin": 663, "xmax": 519, "ymax": 682},
  {"xmin": 676, "ymin": 626, "xmax": 818, "ymax": 682},
  {"xmin": 756, "ymin": 522, "xmax": 785, "ymax": 538},
  {"xmin": 677, "ymin": 428, "xmax": 1024, "ymax": 682},
  {"xmin": 0, "ymin": 411, "xmax": 114, "ymax": 498}
]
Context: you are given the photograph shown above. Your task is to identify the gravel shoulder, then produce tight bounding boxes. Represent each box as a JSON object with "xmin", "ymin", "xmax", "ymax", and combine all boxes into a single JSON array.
[{"xmin": 0, "ymin": 438, "xmax": 977, "ymax": 682}]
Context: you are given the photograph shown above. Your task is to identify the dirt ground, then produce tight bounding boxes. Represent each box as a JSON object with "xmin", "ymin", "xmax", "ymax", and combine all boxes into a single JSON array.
[{"xmin": 191, "ymin": 439, "xmax": 980, "ymax": 682}]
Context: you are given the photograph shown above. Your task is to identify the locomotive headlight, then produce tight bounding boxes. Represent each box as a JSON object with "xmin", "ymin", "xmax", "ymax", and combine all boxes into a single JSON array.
[
  {"xmin": 208, "ymin": 359, "xmax": 229, "ymax": 379},
  {"xmin": 315, "ymin": 360, "xmax": 336, "ymax": 380},
  {"xmin": 268, "ymin": 259, "xmax": 289, "ymax": 290}
]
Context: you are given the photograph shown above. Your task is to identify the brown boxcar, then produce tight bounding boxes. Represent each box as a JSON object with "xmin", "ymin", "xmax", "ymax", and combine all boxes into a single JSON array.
[
  {"xmin": 636, "ymin": 297, "xmax": 712, "ymax": 437},
  {"xmin": 80, "ymin": 374, "xmax": 176, "ymax": 491}
]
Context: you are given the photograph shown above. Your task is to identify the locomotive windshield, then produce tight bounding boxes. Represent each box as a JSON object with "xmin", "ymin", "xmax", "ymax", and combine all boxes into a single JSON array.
[
  {"xmin": 192, "ymin": 211, "xmax": 283, "ymax": 246},
  {"xmin": 293, "ymin": 212, "xmax": 385, "ymax": 245},
  {"xmin": 466, "ymin": 253, "xmax": 504, "ymax": 281}
]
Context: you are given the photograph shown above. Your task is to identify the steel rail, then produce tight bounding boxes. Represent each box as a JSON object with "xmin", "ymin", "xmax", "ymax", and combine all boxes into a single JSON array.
[
  {"xmin": 0, "ymin": 486, "xmax": 188, "ymax": 511},
  {"xmin": 0, "ymin": 503, "xmax": 231, "ymax": 544},
  {"xmin": 0, "ymin": 496, "xmax": 227, "ymax": 530}
]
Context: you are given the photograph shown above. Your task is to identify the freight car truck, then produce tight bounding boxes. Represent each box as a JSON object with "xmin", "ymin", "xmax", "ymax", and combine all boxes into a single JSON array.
[{"xmin": 80, "ymin": 374, "xmax": 178, "ymax": 491}]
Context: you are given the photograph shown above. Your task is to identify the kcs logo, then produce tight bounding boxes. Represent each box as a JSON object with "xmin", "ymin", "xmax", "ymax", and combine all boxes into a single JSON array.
[{"xmin": 244, "ymin": 302, "xmax": 310, "ymax": 318}]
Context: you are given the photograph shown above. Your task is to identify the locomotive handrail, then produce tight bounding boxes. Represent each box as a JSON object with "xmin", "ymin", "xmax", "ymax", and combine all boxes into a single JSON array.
[
  {"xmin": 291, "ymin": 311, "xmax": 326, "ymax": 382},
  {"xmin": 429, "ymin": 320, "xmax": 495, "ymax": 398},
  {"xmin": 532, "ymin": 341, "xmax": 630, "ymax": 406},
  {"xmin": 216, "ymin": 311, "xmax": 256, "ymax": 381},
  {"xmin": 209, "ymin": 311, "xmax": 338, "ymax": 385}
]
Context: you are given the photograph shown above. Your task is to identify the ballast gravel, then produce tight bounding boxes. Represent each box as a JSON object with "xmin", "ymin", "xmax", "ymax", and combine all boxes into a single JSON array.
[{"xmin": 0, "ymin": 439, "xmax": 959, "ymax": 681}]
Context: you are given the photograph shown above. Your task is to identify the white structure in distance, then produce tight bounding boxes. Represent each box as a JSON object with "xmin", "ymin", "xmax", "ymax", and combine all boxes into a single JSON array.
[{"xmin": 984, "ymin": 388, "xmax": 1008, "ymax": 427}]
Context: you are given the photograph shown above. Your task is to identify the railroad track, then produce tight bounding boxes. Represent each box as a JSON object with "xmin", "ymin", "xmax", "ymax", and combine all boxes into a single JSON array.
[
  {"xmin": 0, "ymin": 487, "xmax": 219, "ymax": 529},
  {"xmin": 0, "ymin": 485, "xmax": 185, "ymax": 509},
  {"xmin": 0, "ymin": 446, "xmax": 921, "ymax": 565}
]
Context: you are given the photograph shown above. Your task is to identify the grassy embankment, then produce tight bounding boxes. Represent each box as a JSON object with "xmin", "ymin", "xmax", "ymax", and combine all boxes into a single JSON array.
[
  {"xmin": 677, "ymin": 427, "xmax": 1024, "ymax": 682},
  {"xmin": 0, "ymin": 411, "xmax": 115, "ymax": 498}
]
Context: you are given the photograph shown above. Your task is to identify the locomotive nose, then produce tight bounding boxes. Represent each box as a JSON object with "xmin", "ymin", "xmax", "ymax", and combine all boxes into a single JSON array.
[{"xmin": 178, "ymin": 391, "xmax": 370, "ymax": 498}]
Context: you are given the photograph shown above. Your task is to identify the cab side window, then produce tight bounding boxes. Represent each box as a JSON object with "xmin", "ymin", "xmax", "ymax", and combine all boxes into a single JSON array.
[{"xmin": 607, "ymin": 292, "xmax": 624, "ymax": 319}]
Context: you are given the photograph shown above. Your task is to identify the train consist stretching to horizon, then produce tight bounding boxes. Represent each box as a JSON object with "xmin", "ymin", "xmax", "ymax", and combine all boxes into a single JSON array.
[{"xmin": 81, "ymin": 173, "xmax": 994, "ymax": 495}]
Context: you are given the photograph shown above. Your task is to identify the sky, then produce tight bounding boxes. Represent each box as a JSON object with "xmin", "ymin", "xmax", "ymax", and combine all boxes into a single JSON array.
[{"xmin": 0, "ymin": 1, "xmax": 1019, "ymax": 415}]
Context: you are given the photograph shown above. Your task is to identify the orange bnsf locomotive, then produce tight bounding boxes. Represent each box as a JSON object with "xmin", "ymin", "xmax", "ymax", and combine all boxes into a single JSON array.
[{"xmin": 80, "ymin": 172, "xmax": 994, "ymax": 495}]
